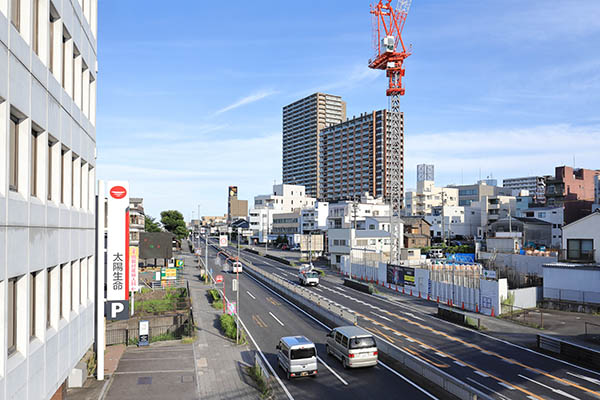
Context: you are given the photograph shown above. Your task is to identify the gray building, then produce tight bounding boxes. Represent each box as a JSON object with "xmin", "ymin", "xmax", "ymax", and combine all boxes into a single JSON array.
[
  {"xmin": 319, "ymin": 110, "xmax": 394, "ymax": 202},
  {"xmin": 417, "ymin": 164, "xmax": 434, "ymax": 182},
  {"xmin": 503, "ymin": 176, "xmax": 547, "ymax": 202},
  {"xmin": 489, "ymin": 217, "xmax": 552, "ymax": 248},
  {"xmin": 448, "ymin": 181, "xmax": 511, "ymax": 206},
  {"xmin": 282, "ymin": 93, "xmax": 346, "ymax": 198}
]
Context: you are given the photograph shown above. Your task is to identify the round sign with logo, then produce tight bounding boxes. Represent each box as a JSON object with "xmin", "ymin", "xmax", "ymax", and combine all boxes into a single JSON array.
[
  {"xmin": 109, "ymin": 185, "xmax": 128, "ymax": 199},
  {"xmin": 215, "ymin": 275, "xmax": 224, "ymax": 283}
]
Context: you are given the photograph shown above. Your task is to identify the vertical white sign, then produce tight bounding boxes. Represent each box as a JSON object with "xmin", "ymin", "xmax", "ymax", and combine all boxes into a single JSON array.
[
  {"xmin": 107, "ymin": 181, "xmax": 130, "ymax": 301},
  {"xmin": 130, "ymin": 246, "xmax": 139, "ymax": 292}
]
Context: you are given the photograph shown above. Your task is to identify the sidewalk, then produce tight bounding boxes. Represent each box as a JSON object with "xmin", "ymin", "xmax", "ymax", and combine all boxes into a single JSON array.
[{"xmin": 181, "ymin": 245, "xmax": 264, "ymax": 400}]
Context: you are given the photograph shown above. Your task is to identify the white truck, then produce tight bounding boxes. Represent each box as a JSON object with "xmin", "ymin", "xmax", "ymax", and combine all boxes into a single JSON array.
[{"xmin": 298, "ymin": 264, "xmax": 319, "ymax": 286}]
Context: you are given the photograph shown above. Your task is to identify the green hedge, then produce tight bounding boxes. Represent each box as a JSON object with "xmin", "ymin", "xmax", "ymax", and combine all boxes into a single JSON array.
[{"xmin": 219, "ymin": 314, "xmax": 245, "ymax": 344}]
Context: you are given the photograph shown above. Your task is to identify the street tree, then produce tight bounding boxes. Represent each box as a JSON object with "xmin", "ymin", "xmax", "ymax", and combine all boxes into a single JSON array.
[
  {"xmin": 160, "ymin": 210, "xmax": 188, "ymax": 239},
  {"xmin": 144, "ymin": 215, "xmax": 162, "ymax": 232}
]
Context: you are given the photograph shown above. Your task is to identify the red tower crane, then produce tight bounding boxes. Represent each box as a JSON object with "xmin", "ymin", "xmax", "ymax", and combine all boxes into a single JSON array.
[{"xmin": 369, "ymin": 0, "xmax": 412, "ymax": 264}]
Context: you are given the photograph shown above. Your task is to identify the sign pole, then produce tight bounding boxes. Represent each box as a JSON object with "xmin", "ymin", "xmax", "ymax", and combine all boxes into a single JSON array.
[
  {"xmin": 96, "ymin": 180, "xmax": 105, "ymax": 381},
  {"xmin": 236, "ymin": 229, "xmax": 241, "ymax": 344}
]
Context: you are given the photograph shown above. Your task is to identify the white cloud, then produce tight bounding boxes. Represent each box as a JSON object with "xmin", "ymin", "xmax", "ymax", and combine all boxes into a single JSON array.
[
  {"xmin": 405, "ymin": 124, "xmax": 600, "ymax": 184},
  {"xmin": 215, "ymin": 89, "xmax": 278, "ymax": 115}
]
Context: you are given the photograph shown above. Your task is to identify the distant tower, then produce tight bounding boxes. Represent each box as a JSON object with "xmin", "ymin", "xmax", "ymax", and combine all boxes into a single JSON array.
[{"xmin": 417, "ymin": 164, "xmax": 434, "ymax": 182}]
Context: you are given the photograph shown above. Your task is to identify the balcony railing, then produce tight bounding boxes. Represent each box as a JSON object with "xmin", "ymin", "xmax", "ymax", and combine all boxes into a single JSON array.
[{"xmin": 558, "ymin": 249, "xmax": 597, "ymax": 263}]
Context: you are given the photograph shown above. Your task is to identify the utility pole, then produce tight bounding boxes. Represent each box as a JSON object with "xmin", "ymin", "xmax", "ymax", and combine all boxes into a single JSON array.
[
  {"xmin": 265, "ymin": 208, "xmax": 269, "ymax": 255},
  {"xmin": 236, "ymin": 228, "xmax": 240, "ymax": 344},
  {"xmin": 441, "ymin": 190, "xmax": 446, "ymax": 247}
]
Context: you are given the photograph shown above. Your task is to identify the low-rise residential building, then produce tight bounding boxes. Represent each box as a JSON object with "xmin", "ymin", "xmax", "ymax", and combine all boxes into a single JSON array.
[
  {"xmin": 328, "ymin": 229, "xmax": 391, "ymax": 267},
  {"xmin": 250, "ymin": 184, "xmax": 316, "ymax": 243},
  {"xmin": 402, "ymin": 216, "xmax": 431, "ymax": 248},
  {"xmin": 404, "ymin": 181, "xmax": 458, "ymax": 216},
  {"xmin": 327, "ymin": 193, "xmax": 389, "ymax": 229},
  {"xmin": 272, "ymin": 211, "xmax": 301, "ymax": 243},
  {"xmin": 475, "ymin": 195, "xmax": 516, "ymax": 237},
  {"xmin": 425, "ymin": 205, "xmax": 481, "ymax": 241},
  {"xmin": 129, "ymin": 198, "xmax": 145, "ymax": 246},
  {"xmin": 542, "ymin": 211, "xmax": 600, "ymax": 305},
  {"xmin": 489, "ymin": 217, "xmax": 552, "ymax": 248},
  {"xmin": 201, "ymin": 215, "xmax": 228, "ymax": 226},
  {"xmin": 300, "ymin": 202, "xmax": 329, "ymax": 233},
  {"xmin": 518, "ymin": 206, "xmax": 563, "ymax": 248}
]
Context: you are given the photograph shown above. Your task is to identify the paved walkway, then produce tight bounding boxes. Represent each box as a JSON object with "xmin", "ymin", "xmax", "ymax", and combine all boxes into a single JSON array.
[{"xmin": 181, "ymin": 243, "xmax": 262, "ymax": 400}]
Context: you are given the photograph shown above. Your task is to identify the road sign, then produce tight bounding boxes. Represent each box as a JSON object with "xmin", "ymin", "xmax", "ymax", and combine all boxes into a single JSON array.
[
  {"xmin": 228, "ymin": 227, "xmax": 233, "ymax": 234},
  {"xmin": 200, "ymin": 227, "xmax": 206, "ymax": 234},
  {"xmin": 219, "ymin": 235, "xmax": 228, "ymax": 247},
  {"xmin": 138, "ymin": 320, "xmax": 149, "ymax": 347},
  {"xmin": 215, "ymin": 274, "xmax": 224, "ymax": 283},
  {"xmin": 226, "ymin": 301, "xmax": 236, "ymax": 315},
  {"xmin": 176, "ymin": 259, "xmax": 184, "ymax": 268},
  {"xmin": 242, "ymin": 229, "xmax": 253, "ymax": 237},
  {"xmin": 232, "ymin": 279, "xmax": 238, "ymax": 292},
  {"xmin": 106, "ymin": 300, "xmax": 130, "ymax": 320}
]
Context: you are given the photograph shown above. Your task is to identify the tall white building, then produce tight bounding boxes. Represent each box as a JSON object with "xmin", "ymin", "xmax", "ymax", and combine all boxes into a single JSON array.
[
  {"xmin": 326, "ymin": 192, "xmax": 390, "ymax": 230},
  {"xmin": 0, "ymin": 0, "xmax": 98, "ymax": 399}
]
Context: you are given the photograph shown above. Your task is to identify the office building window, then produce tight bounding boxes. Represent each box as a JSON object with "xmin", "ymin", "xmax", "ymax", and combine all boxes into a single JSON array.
[
  {"xmin": 31, "ymin": 128, "xmax": 40, "ymax": 197},
  {"xmin": 10, "ymin": 0, "xmax": 20, "ymax": 31},
  {"xmin": 8, "ymin": 278, "xmax": 18, "ymax": 355},
  {"xmin": 9, "ymin": 114, "xmax": 20, "ymax": 191},
  {"xmin": 70, "ymin": 263, "xmax": 74, "ymax": 311},
  {"xmin": 49, "ymin": 6, "xmax": 59, "ymax": 74},
  {"xmin": 61, "ymin": 146, "xmax": 67, "ymax": 204},
  {"xmin": 47, "ymin": 138, "xmax": 56, "ymax": 201},
  {"xmin": 47, "ymin": 267, "xmax": 53, "ymax": 328},
  {"xmin": 33, "ymin": 0, "xmax": 40, "ymax": 54},
  {"xmin": 30, "ymin": 272, "xmax": 39, "ymax": 339},
  {"xmin": 60, "ymin": 264, "xmax": 66, "ymax": 319}
]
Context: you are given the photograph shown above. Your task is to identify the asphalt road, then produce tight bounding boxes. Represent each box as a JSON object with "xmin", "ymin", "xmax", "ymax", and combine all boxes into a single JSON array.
[
  {"xmin": 215, "ymin": 240, "xmax": 600, "ymax": 400},
  {"xmin": 202, "ymin": 240, "xmax": 437, "ymax": 400}
]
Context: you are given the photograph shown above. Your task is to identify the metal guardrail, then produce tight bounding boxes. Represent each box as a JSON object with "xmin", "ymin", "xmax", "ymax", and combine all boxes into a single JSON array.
[{"xmin": 537, "ymin": 334, "xmax": 600, "ymax": 370}]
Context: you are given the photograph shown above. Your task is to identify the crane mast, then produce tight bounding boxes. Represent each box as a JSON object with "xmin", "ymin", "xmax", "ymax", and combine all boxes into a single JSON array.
[{"xmin": 369, "ymin": 0, "xmax": 411, "ymax": 265}]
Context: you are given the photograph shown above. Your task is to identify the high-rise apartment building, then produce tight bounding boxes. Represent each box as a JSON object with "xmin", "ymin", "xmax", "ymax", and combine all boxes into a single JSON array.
[
  {"xmin": 319, "ymin": 110, "xmax": 391, "ymax": 202},
  {"xmin": 1, "ymin": 1, "xmax": 98, "ymax": 399},
  {"xmin": 545, "ymin": 166, "xmax": 600, "ymax": 224},
  {"xmin": 417, "ymin": 164, "xmax": 434, "ymax": 182},
  {"xmin": 282, "ymin": 93, "xmax": 346, "ymax": 198},
  {"xmin": 503, "ymin": 176, "xmax": 546, "ymax": 202}
]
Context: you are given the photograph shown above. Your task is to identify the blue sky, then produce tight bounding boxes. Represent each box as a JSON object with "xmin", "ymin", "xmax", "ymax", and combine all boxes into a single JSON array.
[{"xmin": 97, "ymin": 1, "xmax": 600, "ymax": 220}]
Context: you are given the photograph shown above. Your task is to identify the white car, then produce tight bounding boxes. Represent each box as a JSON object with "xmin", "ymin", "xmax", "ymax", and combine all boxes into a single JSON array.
[
  {"xmin": 232, "ymin": 261, "xmax": 243, "ymax": 273},
  {"xmin": 298, "ymin": 265, "xmax": 319, "ymax": 286}
]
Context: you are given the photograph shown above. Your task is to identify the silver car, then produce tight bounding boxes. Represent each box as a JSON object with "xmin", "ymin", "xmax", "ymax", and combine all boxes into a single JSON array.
[
  {"xmin": 276, "ymin": 336, "xmax": 318, "ymax": 379},
  {"xmin": 326, "ymin": 326, "xmax": 378, "ymax": 368}
]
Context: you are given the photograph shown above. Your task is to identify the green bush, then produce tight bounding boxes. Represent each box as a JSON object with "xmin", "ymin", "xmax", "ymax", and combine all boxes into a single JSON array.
[
  {"xmin": 247, "ymin": 364, "xmax": 272, "ymax": 398},
  {"xmin": 212, "ymin": 299, "xmax": 223, "ymax": 310},
  {"xmin": 208, "ymin": 289, "xmax": 221, "ymax": 301},
  {"xmin": 219, "ymin": 314, "xmax": 246, "ymax": 344}
]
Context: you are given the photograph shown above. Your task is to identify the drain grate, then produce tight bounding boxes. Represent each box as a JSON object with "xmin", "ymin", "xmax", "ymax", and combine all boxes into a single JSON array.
[{"xmin": 137, "ymin": 377, "xmax": 152, "ymax": 385}]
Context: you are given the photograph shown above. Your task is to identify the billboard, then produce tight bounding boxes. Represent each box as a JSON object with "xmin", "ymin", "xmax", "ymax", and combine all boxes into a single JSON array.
[
  {"xmin": 130, "ymin": 246, "xmax": 139, "ymax": 292},
  {"xmin": 228, "ymin": 186, "xmax": 238, "ymax": 198},
  {"xmin": 107, "ymin": 181, "xmax": 129, "ymax": 301},
  {"xmin": 139, "ymin": 232, "xmax": 174, "ymax": 259},
  {"xmin": 300, "ymin": 234, "xmax": 324, "ymax": 252},
  {"xmin": 386, "ymin": 264, "xmax": 415, "ymax": 287}
]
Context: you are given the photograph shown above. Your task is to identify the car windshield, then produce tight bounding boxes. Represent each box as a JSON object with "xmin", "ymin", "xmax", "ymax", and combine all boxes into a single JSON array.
[
  {"xmin": 290, "ymin": 347, "xmax": 315, "ymax": 360},
  {"xmin": 306, "ymin": 272, "xmax": 319, "ymax": 278},
  {"xmin": 349, "ymin": 336, "xmax": 376, "ymax": 349}
]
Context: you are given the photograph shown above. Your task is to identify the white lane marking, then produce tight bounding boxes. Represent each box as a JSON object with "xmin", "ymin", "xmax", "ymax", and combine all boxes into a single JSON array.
[
  {"xmin": 518, "ymin": 374, "xmax": 581, "ymax": 400},
  {"xmin": 236, "ymin": 318, "xmax": 294, "ymax": 400},
  {"xmin": 453, "ymin": 360, "xmax": 466, "ymax": 367},
  {"xmin": 567, "ymin": 372, "xmax": 600, "ymax": 386},
  {"xmin": 336, "ymin": 287, "xmax": 346, "ymax": 292},
  {"xmin": 393, "ymin": 331, "xmax": 402, "ymax": 336},
  {"xmin": 316, "ymin": 356, "xmax": 348, "ymax": 386},
  {"xmin": 405, "ymin": 338, "xmax": 416, "ymax": 343},
  {"xmin": 313, "ymin": 287, "xmax": 323, "ymax": 292},
  {"xmin": 435, "ymin": 352, "xmax": 447, "ymax": 358},
  {"xmin": 419, "ymin": 344, "xmax": 429, "ymax": 350},
  {"xmin": 378, "ymin": 361, "xmax": 439, "ymax": 400},
  {"xmin": 527, "ymin": 396, "xmax": 538, "ymax": 400},
  {"xmin": 246, "ymin": 291, "xmax": 256, "ymax": 300},
  {"xmin": 268, "ymin": 312, "xmax": 285, "ymax": 326},
  {"xmin": 498, "ymin": 382, "xmax": 516, "ymax": 390},
  {"xmin": 242, "ymin": 264, "xmax": 438, "ymax": 399},
  {"xmin": 474, "ymin": 370, "xmax": 489, "ymax": 378},
  {"xmin": 466, "ymin": 377, "xmax": 510, "ymax": 400},
  {"xmin": 401, "ymin": 312, "xmax": 424, "ymax": 322},
  {"xmin": 371, "ymin": 312, "xmax": 392, "ymax": 321}
]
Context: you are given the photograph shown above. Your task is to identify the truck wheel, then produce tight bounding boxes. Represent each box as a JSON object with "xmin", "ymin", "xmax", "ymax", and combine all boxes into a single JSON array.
[{"xmin": 343, "ymin": 358, "xmax": 349, "ymax": 369}]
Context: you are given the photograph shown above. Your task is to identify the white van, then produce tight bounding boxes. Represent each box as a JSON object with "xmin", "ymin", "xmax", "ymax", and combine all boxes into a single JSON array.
[
  {"xmin": 276, "ymin": 336, "xmax": 318, "ymax": 379},
  {"xmin": 232, "ymin": 261, "xmax": 243, "ymax": 273},
  {"xmin": 326, "ymin": 326, "xmax": 378, "ymax": 368}
]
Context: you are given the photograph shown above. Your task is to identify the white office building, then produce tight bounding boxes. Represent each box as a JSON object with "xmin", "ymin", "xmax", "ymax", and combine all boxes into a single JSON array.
[
  {"xmin": 0, "ymin": 0, "xmax": 98, "ymax": 398},
  {"xmin": 425, "ymin": 205, "xmax": 481, "ymax": 240},
  {"xmin": 503, "ymin": 176, "xmax": 546, "ymax": 203},
  {"xmin": 299, "ymin": 201, "xmax": 328, "ymax": 233},
  {"xmin": 326, "ymin": 192, "xmax": 390, "ymax": 230}
]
